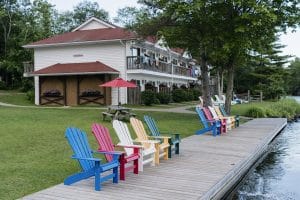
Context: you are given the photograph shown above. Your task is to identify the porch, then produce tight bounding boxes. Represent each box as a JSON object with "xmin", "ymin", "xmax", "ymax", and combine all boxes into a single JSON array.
[{"xmin": 29, "ymin": 61, "xmax": 119, "ymax": 106}]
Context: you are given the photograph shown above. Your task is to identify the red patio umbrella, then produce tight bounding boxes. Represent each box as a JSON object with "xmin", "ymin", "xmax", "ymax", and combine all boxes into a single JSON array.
[{"xmin": 99, "ymin": 77, "xmax": 137, "ymax": 105}]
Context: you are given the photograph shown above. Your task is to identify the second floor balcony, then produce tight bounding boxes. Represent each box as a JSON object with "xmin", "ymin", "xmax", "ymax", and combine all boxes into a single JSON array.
[
  {"xmin": 127, "ymin": 56, "xmax": 197, "ymax": 78},
  {"xmin": 127, "ymin": 56, "xmax": 172, "ymax": 74},
  {"xmin": 23, "ymin": 61, "xmax": 34, "ymax": 77}
]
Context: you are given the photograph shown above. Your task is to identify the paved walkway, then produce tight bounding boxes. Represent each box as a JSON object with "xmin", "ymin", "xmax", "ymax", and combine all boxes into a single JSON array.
[
  {"xmin": 21, "ymin": 118, "xmax": 286, "ymax": 200},
  {"xmin": 0, "ymin": 101, "xmax": 195, "ymax": 114}
]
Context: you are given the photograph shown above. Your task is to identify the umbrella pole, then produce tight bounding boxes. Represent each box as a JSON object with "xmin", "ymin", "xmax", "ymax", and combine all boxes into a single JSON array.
[{"xmin": 118, "ymin": 88, "xmax": 120, "ymax": 106}]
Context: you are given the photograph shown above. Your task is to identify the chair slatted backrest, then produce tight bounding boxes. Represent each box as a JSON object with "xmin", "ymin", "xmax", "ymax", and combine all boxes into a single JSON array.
[
  {"xmin": 203, "ymin": 107, "xmax": 214, "ymax": 121},
  {"xmin": 144, "ymin": 115, "xmax": 160, "ymax": 137},
  {"xmin": 91, "ymin": 123, "xmax": 115, "ymax": 162},
  {"xmin": 195, "ymin": 107, "xmax": 210, "ymax": 129},
  {"xmin": 65, "ymin": 127, "xmax": 94, "ymax": 171},
  {"xmin": 220, "ymin": 105, "xmax": 229, "ymax": 117},
  {"xmin": 112, "ymin": 120, "xmax": 134, "ymax": 155},
  {"xmin": 214, "ymin": 106, "xmax": 224, "ymax": 118},
  {"xmin": 208, "ymin": 106, "xmax": 219, "ymax": 120},
  {"xmin": 130, "ymin": 117, "xmax": 150, "ymax": 149}
]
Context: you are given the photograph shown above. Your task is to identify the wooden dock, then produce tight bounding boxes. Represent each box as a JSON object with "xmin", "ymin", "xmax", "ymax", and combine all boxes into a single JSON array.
[{"xmin": 21, "ymin": 118, "xmax": 287, "ymax": 200}]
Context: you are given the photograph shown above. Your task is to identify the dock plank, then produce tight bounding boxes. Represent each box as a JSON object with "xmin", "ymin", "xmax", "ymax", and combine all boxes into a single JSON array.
[{"xmin": 21, "ymin": 118, "xmax": 287, "ymax": 200}]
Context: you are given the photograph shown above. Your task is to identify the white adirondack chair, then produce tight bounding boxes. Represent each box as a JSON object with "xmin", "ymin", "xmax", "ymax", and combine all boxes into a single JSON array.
[
  {"xmin": 130, "ymin": 117, "xmax": 170, "ymax": 165},
  {"xmin": 112, "ymin": 120, "xmax": 156, "ymax": 171},
  {"xmin": 221, "ymin": 94, "xmax": 237, "ymax": 105},
  {"xmin": 215, "ymin": 95, "xmax": 225, "ymax": 105},
  {"xmin": 208, "ymin": 106, "xmax": 230, "ymax": 131}
]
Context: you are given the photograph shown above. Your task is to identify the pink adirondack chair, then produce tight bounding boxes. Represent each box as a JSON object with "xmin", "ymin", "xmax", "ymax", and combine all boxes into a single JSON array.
[
  {"xmin": 202, "ymin": 107, "xmax": 226, "ymax": 134},
  {"xmin": 91, "ymin": 123, "xmax": 140, "ymax": 181}
]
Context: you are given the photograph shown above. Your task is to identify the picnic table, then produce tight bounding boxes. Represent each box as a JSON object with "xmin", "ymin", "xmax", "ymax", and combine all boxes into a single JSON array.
[{"xmin": 102, "ymin": 105, "xmax": 136, "ymax": 121}]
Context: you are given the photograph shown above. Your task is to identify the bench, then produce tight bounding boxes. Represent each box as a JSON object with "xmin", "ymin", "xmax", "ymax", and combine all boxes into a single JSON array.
[{"xmin": 102, "ymin": 112, "xmax": 114, "ymax": 121}]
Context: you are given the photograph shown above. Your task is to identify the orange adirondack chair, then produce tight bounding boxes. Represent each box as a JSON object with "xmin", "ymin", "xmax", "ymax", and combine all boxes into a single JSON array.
[{"xmin": 130, "ymin": 117, "xmax": 170, "ymax": 165}]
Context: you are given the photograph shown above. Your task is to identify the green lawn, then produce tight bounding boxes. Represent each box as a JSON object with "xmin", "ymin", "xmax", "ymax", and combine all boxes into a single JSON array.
[
  {"xmin": 0, "ymin": 106, "xmax": 200, "ymax": 200},
  {"xmin": 0, "ymin": 92, "xmax": 35, "ymax": 106}
]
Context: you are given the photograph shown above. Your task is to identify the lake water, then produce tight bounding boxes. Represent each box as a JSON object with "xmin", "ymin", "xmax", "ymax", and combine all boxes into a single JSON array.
[{"xmin": 230, "ymin": 96, "xmax": 300, "ymax": 200}]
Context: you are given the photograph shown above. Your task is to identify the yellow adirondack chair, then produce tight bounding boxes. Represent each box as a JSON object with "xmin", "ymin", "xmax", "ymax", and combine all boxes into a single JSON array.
[
  {"xmin": 130, "ymin": 117, "xmax": 170, "ymax": 165},
  {"xmin": 213, "ymin": 106, "xmax": 235, "ymax": 129}
]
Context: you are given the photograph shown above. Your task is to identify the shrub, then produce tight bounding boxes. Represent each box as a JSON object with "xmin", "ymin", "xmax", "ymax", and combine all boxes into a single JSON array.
[
  {"xmin": 141, "ymin": 90, "xmax": 156, "ymax": 106},
  {"xmin": 172, "ymin": 89, "xmax": 187, "ymax": 102},
  {"xmin": 156, "ymin": 92, "xmax": 171, "ymax": 104},
  {"xmin": 245, "ymin": 107, "xmax": 267, "ymax": 118},
  {"xmin": 0, "ymin": 81, "xmax": 7, "ymax": 90},
  {"xmin": 186, "ymin": 90, "xmax": 194, "ymax": 101},
  {"xmin": 191, "ymin": 89, "xmax": 201, "ymax": 100},
  {"xmin": 26, "ymin": 90, "xmax": 35, "ymax": 103},
  {"xmin": 20, "ymin": 79, "xmax": 34, "ymax": 92}
]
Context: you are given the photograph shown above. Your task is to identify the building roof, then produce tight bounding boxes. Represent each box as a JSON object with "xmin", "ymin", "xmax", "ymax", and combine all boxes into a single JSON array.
[
  {"xmin": 32, "ymin": 61, "xmax": 119, "ymax": 76},
  {"xmin": 24, "ymin": 28, "xmax": 137, "ymax": 48}
]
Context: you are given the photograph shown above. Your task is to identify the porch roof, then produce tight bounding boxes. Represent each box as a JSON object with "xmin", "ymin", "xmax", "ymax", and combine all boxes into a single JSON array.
[{"xmin": 32, "ymin": 61, "xmax": 119, "ymax": 76}]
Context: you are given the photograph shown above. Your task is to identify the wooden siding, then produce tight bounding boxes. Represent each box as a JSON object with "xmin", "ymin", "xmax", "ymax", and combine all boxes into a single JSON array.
[{"xmin": 21, "ymin": 118, "xmax": 287, "ymax": 200}]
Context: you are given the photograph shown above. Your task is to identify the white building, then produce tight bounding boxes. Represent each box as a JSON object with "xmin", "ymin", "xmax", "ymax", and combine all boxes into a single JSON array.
[{"xmin": 23, "ymin": 17, "xmax": 199, "ymax": 106}]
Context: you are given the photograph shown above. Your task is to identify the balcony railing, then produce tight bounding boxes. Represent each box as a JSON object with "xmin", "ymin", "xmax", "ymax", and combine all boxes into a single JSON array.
[
  {"xmin": 23, "ymin": 61, "xmax": 34, "ymax": 77},
  {"xmin": 173, "ymin": 65, "xmax": 192, "ymax": 77},
  {"xmin": 127, "ymin": 56, "xmax": 172, "ymax": 74}
]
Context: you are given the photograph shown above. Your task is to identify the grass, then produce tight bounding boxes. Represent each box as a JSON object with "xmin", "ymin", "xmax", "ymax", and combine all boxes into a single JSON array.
[
  {"xmin": 0, "ymin": 106, "xmax": 200, "ymax": 200},
  {"xmin": 231, "ymin": 99, "xmax": 300, "ymax": 120},
  {"xmin": 0, "ymin": 91, "xmax": 34, "ymax": 106}
]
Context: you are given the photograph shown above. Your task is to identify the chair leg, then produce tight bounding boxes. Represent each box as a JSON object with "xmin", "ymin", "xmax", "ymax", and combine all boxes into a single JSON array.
[
  {"xmin": 164, "ymin": 147, "xmax": 168, "ymax": 160},
  {"xmin": 119, "ymin": 155, "xmax": 126, "ymax": 180},
  {"xmin": 113, "ymin": 166, "xmax": 118, "ymax": 184},
  {"xmin": 133, "ymin": 158, "xmax": 139, "ymax": 174},
  {"xmin": 168, "ymin": 145, "xmax": 172, "ymax": 158},
  {"xmin": 175, "ymin": 143, "xmax": 179, "ymax": 154},
  {"xmin": 155, "ymin": 143, "xmax": 160, "ymax": 165},
  {"xmin": 138, "ymin": 154, "xmax": 144, "ymax": 171},
  {"xmin": 95, "ymin": 162, "xmax": 101, "ymax": 191}
]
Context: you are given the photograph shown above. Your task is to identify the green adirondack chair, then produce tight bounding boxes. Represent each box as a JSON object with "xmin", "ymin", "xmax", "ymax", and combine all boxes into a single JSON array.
[{"xmin": 144, "ymin": 115, "xmax": 180, "ymax": 158}]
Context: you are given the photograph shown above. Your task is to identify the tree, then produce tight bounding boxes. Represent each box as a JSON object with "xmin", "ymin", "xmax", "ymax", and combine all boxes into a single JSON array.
[
  {"xmin": 114, "ymin": 7, "xmax": 140, "ymax": 28},
  {"xmin": 53, "ymin": 1, "xmax": 109, "ymax": 33},
  {"xmin": 134, "ymin": 0, "xmax": 300, "ymax": 113},
  {"xmin": 73, "ymin": 1, "xmax": 108, "ymax": 26},
  {"xmin": 287, "ymin": 58, "xmax": 300, "ymax": 95}
]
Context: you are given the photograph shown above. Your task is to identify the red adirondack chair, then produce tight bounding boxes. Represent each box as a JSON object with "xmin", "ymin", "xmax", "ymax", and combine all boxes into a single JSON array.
[
  {"xmin": 91, "ymin": 123, "xmax": 140, "ymax": 180},
  {"xmin": 202, "ymin": 107, "xmax": 226, "ymax": 134}
]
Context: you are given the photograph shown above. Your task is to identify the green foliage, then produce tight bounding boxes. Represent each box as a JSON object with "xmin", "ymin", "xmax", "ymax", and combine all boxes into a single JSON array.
[
  {"xmin": 186, "ymin": 90, "xmax": 194, "ymax": 101},
  {"xmin": 0, "ymin": 81, "xmax": 7, "ymax": 89},
  {"xmin": 234, "ymin": 99, "xmax": 300, "ymax": 120},
  {"xmin": 245, "ymin": 107, "xmax": 267, "ymax": 118},
  {"xmin": 191, "ymin": 89, "xmax": 201, "ymax": 100},
  {"xmin": 26, "ymin": 90, "xmax": 34, "ymax": 103},
  {"xmin": 141, "ymin": 90, "xmax": 156, "ymax": 106},
  {"xmin": 156, "ymin": 92, "xmax": 170, "ymax": 104},
  {"xmin": 172, "ymin": 89, "xmax": 187, "ymax": 103},
  {"xmin": 287, "ymin": 57, "xmax": 300, "ymax": 95}
]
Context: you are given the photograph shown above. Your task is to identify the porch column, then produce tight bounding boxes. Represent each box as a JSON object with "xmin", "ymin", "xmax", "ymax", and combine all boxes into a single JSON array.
[{"xmin": 34, "ymin": 76, "xmax": 40, "ymax": 105}]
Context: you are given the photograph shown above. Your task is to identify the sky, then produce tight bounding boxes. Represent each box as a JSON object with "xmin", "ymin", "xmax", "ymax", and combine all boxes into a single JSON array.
[{"xmin": 48, "ymin": 0, "xmax": 300, "ymax": 60}]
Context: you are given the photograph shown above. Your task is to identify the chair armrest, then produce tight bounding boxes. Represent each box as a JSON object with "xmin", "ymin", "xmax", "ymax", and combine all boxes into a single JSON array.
[
  {"xmin": 135, "ymin": 139, "xmax": 160, "ymax": 144},
  {"xmin": 115, "ymin": 144, "xmax": 143, "ymax": 149},
  {"xmin": 71, "ymin": 156, "xmax": 101, "ymax": 162},
  {"xmin": 149, "ymin": 135, "xmax": 171, "ymax": 139},
  {"xmin": 93, "ymin": 150, "xmax": 123, "ymax": 155}
]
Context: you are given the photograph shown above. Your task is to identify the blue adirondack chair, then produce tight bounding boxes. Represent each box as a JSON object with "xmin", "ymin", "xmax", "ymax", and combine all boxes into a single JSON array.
[
  {"xmin": 144, "ymin": 115, "xmax": 180, "ymax": 158},
  {"xmin": 220, "ymin": 105, "xmax": 240, "ymax": 127},
  {"xmin": 195, "ymin": 107, "xmax": 221, "ymax": 136},
  {"xmin": 64, "ymin": 127, "xmax": 120, "ymax": 191}
]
